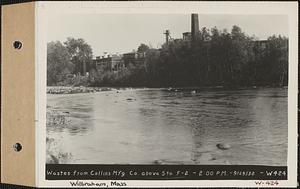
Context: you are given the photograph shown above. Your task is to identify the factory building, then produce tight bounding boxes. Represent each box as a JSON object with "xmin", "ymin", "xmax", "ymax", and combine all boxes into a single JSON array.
[
  {"xmin": 90, "ymin": 14, "xmax": 201, "ymax": 74},
  {"xmin": 182, "ymin": 32, "xmax": 192, "ymax": 41},
  {"xmin": 123, "ymin": 52, "xmax": 146, "ymax": 67},
  {"xmin": 90, "ymin": 13, "xmax": 270, "ymax": 75},
  {"xmin": 182, "ymin": 14, "xmax": 200, "ymax": 43},
  {"xmin": 92, "ymin": 51, "xmax": 146, "ymax": 73},
  {"xmin": 93, "ymin": 54, "xmax": 124, "ymax": 72}
]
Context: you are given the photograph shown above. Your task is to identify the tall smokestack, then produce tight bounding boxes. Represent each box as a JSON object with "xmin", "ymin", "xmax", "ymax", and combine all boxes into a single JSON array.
[{"xmin": 191, "ymin": 14, "xmax": 199, "ymax": 41}]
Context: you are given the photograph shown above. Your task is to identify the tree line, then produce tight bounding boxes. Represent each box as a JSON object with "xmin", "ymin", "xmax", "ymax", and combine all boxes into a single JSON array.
[{"xmin": 47, "ymin": 25, "xmax": 288, "ymax": 87}]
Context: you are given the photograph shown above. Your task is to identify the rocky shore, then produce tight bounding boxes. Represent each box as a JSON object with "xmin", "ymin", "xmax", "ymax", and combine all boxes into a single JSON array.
[
  {"xmin": 47, "ymin": 86, "xmax": 113, "ymax": 94},
  {"xmin": 46, "ymin": 108, "xmax": 73, "ymax": 164}
]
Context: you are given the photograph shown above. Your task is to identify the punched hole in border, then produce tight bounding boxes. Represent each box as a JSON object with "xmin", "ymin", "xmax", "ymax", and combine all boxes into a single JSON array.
[
  {"xmin": 13, "ymin": 143, "xmax": 22, "ymax": 152},
  {"xmin": 13, "ymin": 41, "xmax": 22, "ymax": 49}
]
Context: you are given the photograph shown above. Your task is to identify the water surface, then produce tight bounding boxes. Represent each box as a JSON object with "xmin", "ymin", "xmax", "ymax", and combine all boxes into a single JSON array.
[{"xmin": 47, "ymin": 88, "xmax": 287, "ymax": 165}]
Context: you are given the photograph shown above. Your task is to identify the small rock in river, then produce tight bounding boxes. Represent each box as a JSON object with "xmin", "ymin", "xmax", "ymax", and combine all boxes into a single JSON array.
[{"xmin": 216, "ymin": 143, "xmax": 231, "ymax": 150}]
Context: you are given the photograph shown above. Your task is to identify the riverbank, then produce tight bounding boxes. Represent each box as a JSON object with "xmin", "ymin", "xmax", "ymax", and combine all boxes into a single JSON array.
[
  {"xmin": 47, "ymin": 86, "xmax": 114, "ymax": 94},
  {"xmin": 46, "ymin": 108, "xmax": 74, "ymax": 164},
  {"xmin": 47, "ymin": 85, "xmax": 287, "ymax": 94}
]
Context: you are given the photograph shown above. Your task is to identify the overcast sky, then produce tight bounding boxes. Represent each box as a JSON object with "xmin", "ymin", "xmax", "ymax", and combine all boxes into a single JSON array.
[{"xmin": 46, "ymin": 14, "xmax": 288, "ymax": 56}]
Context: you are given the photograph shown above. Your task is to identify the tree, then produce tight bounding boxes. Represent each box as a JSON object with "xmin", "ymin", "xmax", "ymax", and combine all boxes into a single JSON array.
[
  {"xmin": 47, "ymin": 41, "xmax": 74, "ymax": 85},
  {"xmin": 265, "ymin": 35, "xmax": 288, "ymax": 86},
  {"xmin": 231, "ymin": 25, "xmax": 244, "ymax": 40},
  {"xmin": 228, "ymin": 25, "xmax": 253, "ymax": 84},
  {"xmin": 137, "ymin": 43, "xmax": 150, "ymax": 53},
  {"xmin": 145, "ymin": 48, "xmax": 161, "ymax": 84},
  {"xmin": 200, "ymin": 27, "xmax": 211, "ymax": 42},
  {"xmin": 47, "ymin": 27, "xmax": 288, "ymax": 88},
  {"xmin": 209, "ymin": 27, "xmax": 223, "ymax": 84},
  {"xmin": 64, "ymin": 37, "xmax": 93, "ymax": 75}
]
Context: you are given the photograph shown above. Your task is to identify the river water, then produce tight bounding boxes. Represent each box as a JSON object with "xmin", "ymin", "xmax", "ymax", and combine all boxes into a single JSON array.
[{"xmin": 47, "ymin": 88, "xmax": 287, "ymax": 165}]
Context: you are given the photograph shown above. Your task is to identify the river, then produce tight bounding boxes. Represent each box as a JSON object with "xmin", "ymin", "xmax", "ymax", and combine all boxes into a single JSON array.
[{"xmin": 47, "ymin": 87, "xmax": 287, "ymax": 165}]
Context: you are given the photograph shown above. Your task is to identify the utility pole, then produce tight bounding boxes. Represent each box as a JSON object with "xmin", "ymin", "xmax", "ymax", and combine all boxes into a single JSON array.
[{"xmin": 164, "ymin": 30, "xmax": 170, "ymax": 45}]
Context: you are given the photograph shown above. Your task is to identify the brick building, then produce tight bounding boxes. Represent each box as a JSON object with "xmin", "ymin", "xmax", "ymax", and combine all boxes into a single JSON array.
[
  {"xmin": 123, "ymin": 52, "xmax": 146, "ymax": 67},
  {"xmin": 93, "ymin": 54, "xmax": 124, "ymax": 72}
]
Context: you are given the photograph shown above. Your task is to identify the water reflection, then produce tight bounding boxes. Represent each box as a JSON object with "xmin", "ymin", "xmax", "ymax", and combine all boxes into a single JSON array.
[{"xmin": 47, "ymin": 88, "xmax": 287, "ymax": 165}]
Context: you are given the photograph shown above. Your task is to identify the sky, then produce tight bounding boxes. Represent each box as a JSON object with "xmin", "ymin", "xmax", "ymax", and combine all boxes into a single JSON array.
[{"xmin": 46, "ymin": 14, "xmax": 288, "ymax": 57}]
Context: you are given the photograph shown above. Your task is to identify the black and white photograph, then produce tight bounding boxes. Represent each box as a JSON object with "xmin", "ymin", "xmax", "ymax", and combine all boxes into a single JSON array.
[
  {"xmin": 45, "ymin": 12, "xmax": 289, "ymax": 168},
  {"xmin": 0, "ymin": 1, "xmax": 297, "ymax": 188}
]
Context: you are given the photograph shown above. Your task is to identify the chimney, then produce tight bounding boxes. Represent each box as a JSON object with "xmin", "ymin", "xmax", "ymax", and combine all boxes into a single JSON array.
[{"xmin": 191, "ymin": 14, "xmax": 199, "ymax": 42}]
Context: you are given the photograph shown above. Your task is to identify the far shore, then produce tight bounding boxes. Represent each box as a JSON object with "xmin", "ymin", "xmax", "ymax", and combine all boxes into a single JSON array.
[
  {"xmin": 47, "ymin": 86, "xmax": 114, "ymax": 94},
  {"xmin": 47, "ymin": 85, "xmax": 288, "ymax": 95}
]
